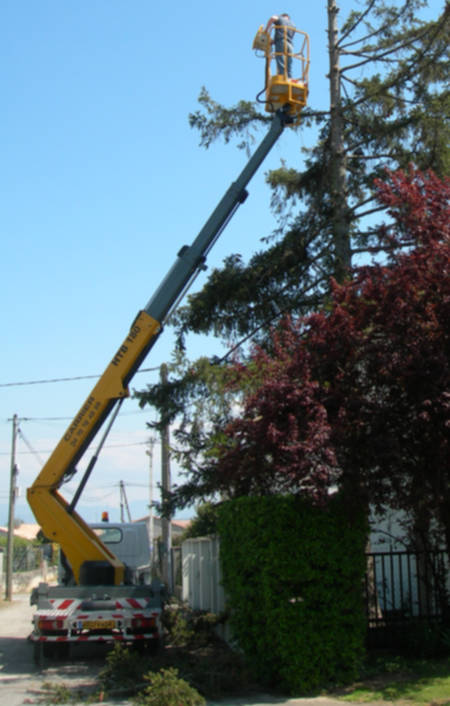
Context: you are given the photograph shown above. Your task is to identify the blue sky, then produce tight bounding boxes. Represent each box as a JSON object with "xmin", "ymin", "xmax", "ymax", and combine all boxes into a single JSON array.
[{"xmin": 0, "ymin": 0, "xmax": 444, "ymax": 526}]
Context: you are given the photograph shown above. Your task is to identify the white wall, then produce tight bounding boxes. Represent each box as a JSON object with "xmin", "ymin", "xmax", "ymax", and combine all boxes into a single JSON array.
[{"xmin": 182, "ymin": 536, "xmax": 225, "ymax": 613}]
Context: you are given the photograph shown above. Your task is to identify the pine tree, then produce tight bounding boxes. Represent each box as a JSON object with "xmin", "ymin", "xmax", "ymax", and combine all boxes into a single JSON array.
[
  {"xmin": 170, "ymin": 0, "xmax": 449, "ymax": 348},
  {"xmin": 136, "ymin": 1, "xmax": 449, "ymax": 504}
]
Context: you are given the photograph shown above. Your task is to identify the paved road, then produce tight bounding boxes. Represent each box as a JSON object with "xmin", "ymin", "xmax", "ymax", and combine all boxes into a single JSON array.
[
  {"xmin": 0, "ymin": 593, "xmax": 38, "ymax": 706},
  {"xmin": 0, "ymin": 593, "xmax": 104, "ymax": 705},
  {"xmin": 0, "ymin": 593, "xmax": 390, "ymax": 706},
  {"xmin": 206, "ymin": 698, "xmax": 366, "ymax": 706}
]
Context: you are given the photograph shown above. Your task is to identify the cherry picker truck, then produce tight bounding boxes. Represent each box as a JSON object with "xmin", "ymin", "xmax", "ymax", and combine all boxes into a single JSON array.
[{"xmin": 27, "ymin": 26, "xmax": 309, "ymax": 662}]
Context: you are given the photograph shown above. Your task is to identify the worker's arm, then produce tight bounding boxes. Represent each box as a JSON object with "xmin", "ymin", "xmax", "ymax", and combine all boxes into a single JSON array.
[{"xmin": 265, "ymin": 15, "xmax": 278, "ymax": 32}]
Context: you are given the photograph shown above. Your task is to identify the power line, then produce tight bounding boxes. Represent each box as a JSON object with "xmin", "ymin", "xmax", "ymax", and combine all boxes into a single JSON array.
[
  {"xmin": 0, "ymin": 366, "xmax": 160, "ymax": 389},
  {"xmin": 17, "ymin": 427, "xmax": 44, "ymax": 466},
  {"xmin": 0, "ymin": 440, "xmax": 152, "ymax": 457},
  {"xmin": 9, "ymin": 409, "xmax": 150, "ymax": 423}
]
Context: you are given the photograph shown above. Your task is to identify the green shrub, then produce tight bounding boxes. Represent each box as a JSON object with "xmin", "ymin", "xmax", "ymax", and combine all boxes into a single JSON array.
[
  {"xmin": 134, "ymin": 667, "xmax": 205, "ymax": 706},
  {"xmin": 162, "ymin": 603, "xmax": 194, "ymax": 646},
  {"xmin": 163, "ymin": 601, "xmax": 224, "ymax": 648},
  {"xmin": 218, "ymin": 494, "xmax": 368, "ymax": 694},
  {"xmin": 39, "ymin": 682, "xmax": 72, "ymax": 703},
  {"xmin": 98, "ymin": 643, "xmax": 146, "ymax": 692}
]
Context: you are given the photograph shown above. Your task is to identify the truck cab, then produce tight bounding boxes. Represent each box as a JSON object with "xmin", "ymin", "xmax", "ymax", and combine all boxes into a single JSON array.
[{"xmin": 58, "ymin": 522, "xmax": 152, "ymax": 586}]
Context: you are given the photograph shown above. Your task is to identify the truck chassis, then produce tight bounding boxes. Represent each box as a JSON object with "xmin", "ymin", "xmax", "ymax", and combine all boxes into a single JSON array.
[{"xmin": 30, "ymin": 582, "xmax": 163, "ymax": 664}]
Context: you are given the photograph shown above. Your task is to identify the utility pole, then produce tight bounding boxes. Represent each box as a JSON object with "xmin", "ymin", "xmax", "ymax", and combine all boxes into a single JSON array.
[
  {"xmin": 5, "ymin": 414, "xmax": 19, "ymax": 601},
  {"xmin": 327, "ymin": 0, "xmax": 351, "ymax": 281},
  {"xmin": 146, "ymin": 439, "xmax": 156, "ymax": 571},
  {"xmin": 160, "ymin": 364, "xmax": 172, "ymax": 593},
  {"xmin": 119, "ymin": 480, "xmax": 132, "ymax": 522}
]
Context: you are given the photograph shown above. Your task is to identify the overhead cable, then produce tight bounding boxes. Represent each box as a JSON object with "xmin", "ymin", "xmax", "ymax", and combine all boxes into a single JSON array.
[{"xmin": 0, "ymin": 366, "xmax": 160, "ymax": 388}]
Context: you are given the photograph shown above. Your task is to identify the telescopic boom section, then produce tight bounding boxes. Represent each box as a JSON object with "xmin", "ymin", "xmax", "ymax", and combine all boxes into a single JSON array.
[{"xmin": 27, "ymin": 108, "xmax": 295, "ymax": 586}]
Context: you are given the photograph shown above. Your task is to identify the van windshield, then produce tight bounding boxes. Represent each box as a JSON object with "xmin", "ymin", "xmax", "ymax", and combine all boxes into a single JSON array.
[{"xmin": 93, "ymin": 527, "xmax": 122, "ymax": 544}]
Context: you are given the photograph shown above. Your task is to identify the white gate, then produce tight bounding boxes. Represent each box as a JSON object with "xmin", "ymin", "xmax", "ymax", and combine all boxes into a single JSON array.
[{"xmin": 181, "ymin": 536, "xmax": 225, "ymax": 613}]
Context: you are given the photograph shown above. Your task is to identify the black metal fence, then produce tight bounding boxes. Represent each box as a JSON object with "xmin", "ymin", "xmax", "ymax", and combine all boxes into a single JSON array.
[
  {"xmin": 365, "ymin": 550, "xmax": 449, "ymax": 648},
  {"xmin": 12, "ymin": 545, "xmax": 43, "ymax": 572}
]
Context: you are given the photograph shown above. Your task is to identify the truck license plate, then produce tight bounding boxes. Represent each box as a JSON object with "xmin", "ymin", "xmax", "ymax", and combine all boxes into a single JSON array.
[{"xmin": 82, "ymin": 620, "xmax": 115, "ymax": 630}]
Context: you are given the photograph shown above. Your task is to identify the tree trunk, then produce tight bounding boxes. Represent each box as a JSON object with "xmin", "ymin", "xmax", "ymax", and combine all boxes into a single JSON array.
[{"xmin": 327, "ymin": 0, "xmax": 351, "ymax": 281}]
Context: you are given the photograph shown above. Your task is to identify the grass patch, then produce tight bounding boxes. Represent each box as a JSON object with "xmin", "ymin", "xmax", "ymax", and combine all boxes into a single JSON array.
[{"xmin": 338, "ymin": 654, "xmax": 450, "ymax": 705}]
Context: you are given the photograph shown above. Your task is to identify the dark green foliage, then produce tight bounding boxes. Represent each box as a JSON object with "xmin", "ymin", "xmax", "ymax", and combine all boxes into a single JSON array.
[
  {"xmin": 170, "ymin": 1, "xmax": 450, "ymax": 347},
  {"xmin": 163, "ymin": 601, "xmax": 222, "ymax": 648},
  {"xmin": 181, "ymin": 503, "xmax": 220, "ymax": 539},
  {"xmin": 98, "ymin": 643, "xmax": 147, "ymax": 693},
  {"xmin": 98, "ymin": 614, "xmax": 251, "ymax": 701},
  {"xmin": 218, "ymin": 495, "xmax": 368, "ymax": 694},
  {"xmin": 0, "ymin": 535, "xmax": 43, "ymax": 571},
  {"xmin": 135, "ymin": 667, "xmax": 205, "ymax": 706},
  {"xmin": 0, "ymin": 535, "xmax": 32, "ymax": 550},
  {"xmin": 189, "ymin": 86, "xmax": 269, "ymax": 150}
]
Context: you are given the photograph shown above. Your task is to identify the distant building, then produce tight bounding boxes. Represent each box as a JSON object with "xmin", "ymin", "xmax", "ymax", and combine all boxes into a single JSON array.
[
  {"xmin": 134, "ymin": 515, "xmax": 191, "ymax": 542},
  {"xmin": 0, "ymin": 523, "xmax": 41, "ymax": 541}
]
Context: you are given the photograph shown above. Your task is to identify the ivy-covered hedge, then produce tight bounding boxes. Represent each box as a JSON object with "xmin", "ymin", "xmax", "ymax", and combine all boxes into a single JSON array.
[{"xmin": 217, "ymin": 495, "xmax": 368, "ymax": 694}]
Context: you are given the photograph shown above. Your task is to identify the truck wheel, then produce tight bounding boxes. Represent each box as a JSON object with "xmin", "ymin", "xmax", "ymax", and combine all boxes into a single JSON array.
[
  {"xmin": 147, "ymin": 638, "xmax": 161, "ymax": 654},
  {"xmin": 33, "ymin": 642, "xmax": 43, "ymax": 667},
  {"xmin": 133, "ymin": 639, "xmax": 160, "ymax": 654},
  {"xmin": 54, "ymin": 643, "xmax": 70, "ymax": 660},
  {"xmin": 35, "ymin": 643, "xmax": 59, "ymax": 661},
  {"xmin": 43, "ymin": 643, "xmax": 55, "ymax": 658}
]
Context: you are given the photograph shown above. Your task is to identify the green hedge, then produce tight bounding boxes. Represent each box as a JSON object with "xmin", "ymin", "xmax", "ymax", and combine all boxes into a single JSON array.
[{"xmin": 218, "ymin": 495, "xmax": 368, "ymax": 694}]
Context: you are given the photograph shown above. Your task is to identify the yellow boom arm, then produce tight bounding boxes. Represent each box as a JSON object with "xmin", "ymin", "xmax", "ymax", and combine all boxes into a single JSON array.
[
  {"xmin": 27, "ymin": 310, "xmax": 160, "ymax": 585},
  {"xmin": 27, "ymin": 107, "xmax": 298, "ymax": 586}
]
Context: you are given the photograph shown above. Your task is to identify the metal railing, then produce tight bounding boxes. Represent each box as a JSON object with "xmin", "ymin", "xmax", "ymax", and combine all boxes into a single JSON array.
[
  {"xmin": 365, "ymin": 550, "xmax": 449, "ymax": 646},
  {"xmin": 12, "ymin": 545, "xmax": 43, "ymax": 572}
]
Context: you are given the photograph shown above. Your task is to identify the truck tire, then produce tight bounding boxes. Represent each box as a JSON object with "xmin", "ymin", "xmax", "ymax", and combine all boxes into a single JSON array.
[
  {"xmin": 147, "ymin": 638, "xmax": 161, "ymax": 654},
  {"xmin": 134, "ymin": 638, "xmax": 160, "ymax": 654},
  {"xmin": 33, "ymin": 641, "xmax": 44, "ymax": 667},
  {"xmin": 53, "ymin": 642, "xmax": 70, "ymax": 660}
]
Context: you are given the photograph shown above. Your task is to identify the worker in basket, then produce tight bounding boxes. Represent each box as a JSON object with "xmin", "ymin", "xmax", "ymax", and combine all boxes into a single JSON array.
[{"xmin": 265, "ymin": 12, "xmax": 295, "ymax": 78}]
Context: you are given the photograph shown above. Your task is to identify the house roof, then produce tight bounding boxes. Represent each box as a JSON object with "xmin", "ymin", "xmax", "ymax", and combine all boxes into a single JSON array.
[
  {"xmin": 134, "ymin": 516, "xmax": 192, "ymax": 534},
  {"xmin": 135, "ymin": 515, "xmax": 191, "ymax": 526},
  {"xmin": 0, "ymin": 523, "xmax": 41, "ymax": 541},
  {"xmin": 171, "ymin": 519, "xmax": 192, "ymax": 530}
]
